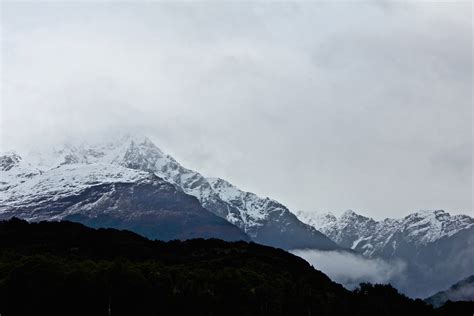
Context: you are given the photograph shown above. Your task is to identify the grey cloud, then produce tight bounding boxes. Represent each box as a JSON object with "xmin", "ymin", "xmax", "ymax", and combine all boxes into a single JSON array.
[
  {"xmin": 291, "ymin": 249, "xmax": 407, "ymax": 289},
  {"xmin": 1, "ymin": 1, "xmax": 472, "ymax": 218}
]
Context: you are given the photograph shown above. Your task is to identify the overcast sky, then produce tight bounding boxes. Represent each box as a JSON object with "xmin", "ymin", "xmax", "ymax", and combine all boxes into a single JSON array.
[{"xmin": 1, "ymin": 1, "xmax": 472, "ymax": 219}]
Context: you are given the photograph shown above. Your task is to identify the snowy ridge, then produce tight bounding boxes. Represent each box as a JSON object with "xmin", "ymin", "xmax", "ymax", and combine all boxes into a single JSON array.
[
  {"xmin": 0, "ymin": 139, "xmax": 251, "ymax": 242},
  {"xmin": 297, "ymin": 208, "xmax": 474, "ymax": 298},
  {"xmin": 0, "ymin": 162, "xmax": 154, "ymax": 219},
  {"xmin": 108, "ymin": 136, "xmax": 327, "ymax": 242},
  {"xmin": 296, "ymin": 209, "xmax": 474, "ymax": 256},
  {"xmin": 207, "ymin": 177, "xmax": 273, "ymax": 226},
  {"xmin": 0, "ymin": 134, "xmax": 337, "ymax": 249},
  {"xmin": 0, "ymin": 152, "xmax": 42, "ymax": 192}
]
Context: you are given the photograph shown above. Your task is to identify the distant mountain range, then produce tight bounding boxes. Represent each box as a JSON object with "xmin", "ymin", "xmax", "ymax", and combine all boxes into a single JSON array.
[
  {"xmin": 425, "ymin": 275, "xmax": 474, "ymax": 307},
  {"xmin": 0, "ymin": 134, "xmax": 337, "ymax": 250},
  {"xmin": 296, "ymin": 209, "xmax": 474, "ymax": 298},
  {"xmin": 1, "ymin": 134, "xmax": 472, "ymax": 299}
]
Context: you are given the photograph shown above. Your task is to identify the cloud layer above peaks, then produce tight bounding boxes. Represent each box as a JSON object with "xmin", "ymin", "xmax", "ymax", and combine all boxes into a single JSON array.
[{"xmin": 1, "ymin": 2, "xmax": 472, "ymax": 218}]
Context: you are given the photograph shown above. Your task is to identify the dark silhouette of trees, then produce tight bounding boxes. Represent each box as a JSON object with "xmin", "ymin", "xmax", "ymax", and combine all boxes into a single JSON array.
[{"xmin": 0, "ymin": 219, "xmax": 470, "ymax": 316}]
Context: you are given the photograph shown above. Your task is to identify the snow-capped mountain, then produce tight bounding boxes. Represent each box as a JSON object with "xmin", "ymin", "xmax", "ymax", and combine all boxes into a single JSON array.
[
  {"xmin": 296, "ymin": 209, "xmax": 474, "ymax": 297},
  {"xmin": 111, "ymin": 135, "xmax": 337, "ymax": 250},
  {"xmin": 0, "ymin": 152, "xmax": 41, "ymax": 192},
  {"xmin": 0, "ymin": 134, "xmax": 337, "ymax": 250},
  {"xmin": 0, "ymin": 144, "xmax": 249, "ymax": 242},
  {"xmin": 296, "ymin": 209, "xmax": 473, "ymax": 256}
]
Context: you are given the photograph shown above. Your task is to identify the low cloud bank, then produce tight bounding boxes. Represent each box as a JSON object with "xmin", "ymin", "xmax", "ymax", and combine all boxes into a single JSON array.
[
  {"xmin": 291, "ymin": 249, "xmax": 406, "ymax": 289},
  {"xmin": 443, "ymin": 283, "xmax": 474, "ymax": 302}
]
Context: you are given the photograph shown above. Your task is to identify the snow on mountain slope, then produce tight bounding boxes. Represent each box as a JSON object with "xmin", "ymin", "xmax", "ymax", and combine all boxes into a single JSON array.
[
  {"xmin": 112, "ymin": 136, "xmax": 339, "ymax": 249},
  {"xmin": 296, "ymin": 209, "xmax": 473, "ymax": 256},
  {"xmin": 116, "ymin": 136, "xmax": 340, "ymax": 249},
  {"xmin": 0, "ymin": 135, "xmax": 338, "ymax": 250},
  {"xmin": 296, "ymin": 209, "xmax": 474, "ymax": 297},
  {"xmin": 0, "ymin": 153, "xmax": 41, "ymax": 192},
  {"xmin": 0, "ymin": 148, "xmax": 249, "ymax": 242},
  {"xmin": 0, "ymin": 162, "xmax": 152, "ymax": 218}
]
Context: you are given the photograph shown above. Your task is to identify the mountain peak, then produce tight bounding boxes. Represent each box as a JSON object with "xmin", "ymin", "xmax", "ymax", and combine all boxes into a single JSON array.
[
  {"xmin": 295, "ymin": 210, "xmax": 338, "ymax": 232},
  {"xmin": 341, "ymin": 209, "xmax": 357, "ymax": 218},
  {"xmin": 339, "ymin": 209, "xmax": 373, "ymax": 223},
  {"xmin": 3, "ymin": 132, "xmax": 342, "ymax": 251},
  {"xmin": 0, "ymin": 152, "xmax": 22, "ymax": 171},
  {"xmin": 408, "ymin": 209, "xmax": 447, "ymax": 218},
  {"xmin": 118, "ymin": 133, "xmax": 155, "ymax": 148},
  {"xmin": 20, "ymin": 133, "xmax": 168, "ymax": 171}
]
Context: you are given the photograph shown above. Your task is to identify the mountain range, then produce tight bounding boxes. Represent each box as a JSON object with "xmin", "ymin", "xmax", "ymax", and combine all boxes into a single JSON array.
[
  {"xmin": 1, "ymin": 134, "xmax": 472, "ymax": 299},
  {"xmin": 0, "ymin": 134, "xmax": 337, "ymax": 250},
  {"xmin": 296, "ymin": 209, "xmax": 474, "ymax": 298},
  {"xmin": 0, "ymin": 151, "xmax": 248, "ymax": 242}
]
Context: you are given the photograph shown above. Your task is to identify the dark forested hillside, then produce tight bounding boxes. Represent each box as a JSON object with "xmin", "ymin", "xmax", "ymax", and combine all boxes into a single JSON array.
[
  {"xmin": 0, "ymin": 219, "xmax": 471, "ymax": 316},
  {"xmin": 426, "ymin": 275, "xmax": 474, "ymax": 307}
]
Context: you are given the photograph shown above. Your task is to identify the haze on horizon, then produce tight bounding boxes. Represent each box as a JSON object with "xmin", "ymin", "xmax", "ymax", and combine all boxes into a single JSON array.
[{"xmin": 1, "ymin": 1, "xmax": 472, "ymax": 219}]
